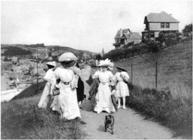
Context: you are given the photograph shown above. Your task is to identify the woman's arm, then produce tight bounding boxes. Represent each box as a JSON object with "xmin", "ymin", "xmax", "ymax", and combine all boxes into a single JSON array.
[{"xmin": 120, "ymin": 72, "xmax": 130, "ymax": 82}]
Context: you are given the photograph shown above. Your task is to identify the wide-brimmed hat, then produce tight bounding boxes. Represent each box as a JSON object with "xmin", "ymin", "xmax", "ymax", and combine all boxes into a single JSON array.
[
  {"xmin": 46, "ymin": 61, "xmax": 56, "ymax": 67},
  {"xmin": 58, "ymin": 52, "xmax": 78, "ymax": 62},
  {"xmin": 98, "ymin": 59, "xmax": 113, "ymax": 67},
  {"xmin": 116, "ymin": 66, "xmax": 127, "ymax": 72}
]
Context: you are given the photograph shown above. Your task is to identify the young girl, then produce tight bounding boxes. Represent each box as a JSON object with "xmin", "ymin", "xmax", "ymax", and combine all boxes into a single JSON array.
[
  {"xmin": 93, "ymin": 59, "xmax": 115, "ymax": 114},
  {"xmin": 38, "ymin": 61, "xmax": 56, "ymax": 109},
  {"xmin": 114, "ymin": 67, "xmax": 130, "ymax": 109}
]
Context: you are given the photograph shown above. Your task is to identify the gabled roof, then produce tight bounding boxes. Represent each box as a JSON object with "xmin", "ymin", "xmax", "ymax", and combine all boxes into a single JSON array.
[
  {"xmin": 145, "ymin": 11, "xmax": 179, "ymax": 23},
  {"xmin": 114, "ymin": 28, "xmax": 141, "ymax": 41},
  {"xmin": 115, "ymin": 28, "xmax": 131, "ymax": 39}
]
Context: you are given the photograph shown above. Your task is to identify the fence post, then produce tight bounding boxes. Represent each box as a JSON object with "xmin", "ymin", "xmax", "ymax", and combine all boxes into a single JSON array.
[
  {"xmin": 131, "ymin": 63, "xmax": 133, "ymax": 84},
  {"xmin": 155, "ymin": 60, "xmax": 158, "ymax": 89}
]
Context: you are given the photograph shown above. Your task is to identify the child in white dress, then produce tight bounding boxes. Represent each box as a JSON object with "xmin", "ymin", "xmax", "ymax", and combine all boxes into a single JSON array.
[{"xmin": 114, "ymin": 67, "xmax": 130, "ymax": 109}]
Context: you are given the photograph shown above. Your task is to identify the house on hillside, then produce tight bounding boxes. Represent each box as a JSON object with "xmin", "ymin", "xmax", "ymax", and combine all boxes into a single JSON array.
[
  {"xmin": 142, "ymin": 11, "xmax": 179, "ymax": 41},
  {"xmin": 113, "ymin": 28, "xmax": 141, "ymax": 48}
]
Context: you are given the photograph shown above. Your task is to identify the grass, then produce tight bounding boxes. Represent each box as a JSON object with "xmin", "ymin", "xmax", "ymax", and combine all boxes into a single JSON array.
[
  {"xmin": 126, "ymin": 83, "xmax": 192, "ymax": 138},
  {"xmin": 1, "ymin": 86, "xmax": 85, "ymax": 139},
  {"xmin": 12, "ymin": 81, "xmax": 46, "ymax": 100}
]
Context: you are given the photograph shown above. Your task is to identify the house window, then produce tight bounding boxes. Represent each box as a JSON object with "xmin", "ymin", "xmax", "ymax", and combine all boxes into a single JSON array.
[
  {"xmin": 160, "ymin": 22, "xmax": 170, "ymax": 28},
  {"xmin": 166, "ymin": 23, "xmax": 170, "ymax": 28},
  {"xmin": 161, "ymin": 23, "xmax": 165, "ymax": 28}
]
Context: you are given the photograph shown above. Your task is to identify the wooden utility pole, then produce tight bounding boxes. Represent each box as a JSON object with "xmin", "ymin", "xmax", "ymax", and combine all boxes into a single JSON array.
[
  {"xmin": 36, "ymin": 47, "xmax": 38, "ymax": 91},
  {"xmin": 130, "ymin": 51, "xmax": 134, "ymax": 84}
]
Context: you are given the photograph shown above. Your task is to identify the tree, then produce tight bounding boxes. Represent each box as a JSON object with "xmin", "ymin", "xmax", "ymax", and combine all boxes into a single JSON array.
[{"xmin": 182, "ymin": 24, "xmax": 192, "ymax": 37}]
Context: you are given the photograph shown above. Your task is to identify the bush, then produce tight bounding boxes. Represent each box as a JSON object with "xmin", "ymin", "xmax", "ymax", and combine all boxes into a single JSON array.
[
  {"xmin": 157, "ymin": 32, "xmax": 180, "ymax": 46},
  {"xmin": 182, "ymin": 24, "xmax": 192, "ymax": 37},
  {"xmin": 127, "ymin": 83, "xmax": 192, "ymax": 138},
  {"xmin": 144, "ymin": 40, "xmax": 161, "ymax": 52}
]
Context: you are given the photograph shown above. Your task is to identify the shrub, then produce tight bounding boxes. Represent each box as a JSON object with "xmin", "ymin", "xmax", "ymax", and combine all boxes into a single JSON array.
[
  {"xmin": 157, "ymin": 32, "xmax": 180, "ymax": 46},
  {"xmin": 145, "ymin": 40, "xmax": 161, "ymax": 52},
  {"xmin": 1, "ymin": 98, "xmax": 84, "ymax": 139}
]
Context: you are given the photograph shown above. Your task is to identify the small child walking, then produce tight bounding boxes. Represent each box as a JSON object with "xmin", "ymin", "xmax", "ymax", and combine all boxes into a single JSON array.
[{"xmin": 114, "ymin": 67, "xmax": 130, "ymax": 109}]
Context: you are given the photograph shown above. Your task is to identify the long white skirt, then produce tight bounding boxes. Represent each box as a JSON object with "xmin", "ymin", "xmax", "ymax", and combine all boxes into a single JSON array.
[
  {"xmin": 38, "ymin": 82, "xmax": 51, "ymax": 108},
  {"xmin": 58, "ymin": 84, "xmax": 81, "ymax": 120},
  {"xmin": 94, "ymin": 83, "xmax": 115, "ymax": 113},
  {"xmin": 50, "ymin": 95, "xmax": 61, "ymax": 113},
  {"xmin": 115, "ymin": 81, "xmax": 129, "ymax": 97}
]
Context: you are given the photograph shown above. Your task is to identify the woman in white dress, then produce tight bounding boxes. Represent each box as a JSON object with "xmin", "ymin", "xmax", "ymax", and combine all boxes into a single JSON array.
[
  {"xmin": 114, "ymin": 67, "xmax": 130, "ymax": 109},
  {"xmin": 53, "ymin": 52, "xmax": 81, "ymax": 120},
  {"xmin": 38, "ymin": 61, "xmax": 56, "ymax": 109},
  {"xmin": 93, "ymin": 59, "xmax": 116, "ymax": 114}
]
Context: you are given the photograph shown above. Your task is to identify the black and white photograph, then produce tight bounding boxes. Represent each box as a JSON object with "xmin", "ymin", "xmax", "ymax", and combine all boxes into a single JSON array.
[{"xmin": 1, "ymin": 0, "xmax": 192, "ymax": 139}]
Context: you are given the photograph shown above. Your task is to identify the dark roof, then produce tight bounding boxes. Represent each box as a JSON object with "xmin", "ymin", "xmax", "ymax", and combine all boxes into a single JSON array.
[
  {"xmin": 115, "ymin": 28, "xmax": 131, "ymax": 39},
  {"xmin": 145, "ymin": 11, "xmax": 179, "ymax": 23},
  {"xmin": 115, "ymin": 29, "xmax": 141, "ymax": 40}
]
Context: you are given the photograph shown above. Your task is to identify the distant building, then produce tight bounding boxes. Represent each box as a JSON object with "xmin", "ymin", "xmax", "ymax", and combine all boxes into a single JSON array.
[
  {"xmin": 11, "ymin": 56, "xmax": 19, "ymax": 64},
  {"xmin": 113, "ymin": 28, "xmax": 141, "ymax": 48},
  {"xmin": 142, "ymin": 11, "xmax": 179, "ymax": 41}
]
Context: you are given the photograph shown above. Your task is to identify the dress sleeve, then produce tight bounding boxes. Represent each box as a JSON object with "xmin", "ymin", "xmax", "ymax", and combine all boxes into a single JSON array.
[
  {"xmin": 70, "ymin": 66, "xmax": 81, "ymax": 76},
  {"xmin": 52, "ymin": 68, "xmax": 60, "ymax": 88},
  {"xmin": 121, "ymin": 72, "xmax": 130, "ymax": 82},
  {"xmin": 43, "ymin": 69, "xmax": 53, "ymax": 82},
  {"xmin": 114, "ymin": 73, "xmax": 118, "ymax": 82},
  {"xmin": 70, "ymin": 70, "xmax": 79, "ymax": 89},
  {"xmin": 92, "ymin": 71, "xmax": 99, "ymax": 79}
]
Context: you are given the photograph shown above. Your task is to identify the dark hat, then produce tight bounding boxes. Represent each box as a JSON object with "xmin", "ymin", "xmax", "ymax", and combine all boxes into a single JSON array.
[{"xmin": 116, "ymin": 66, "xmax": 127, "ymax": 72}]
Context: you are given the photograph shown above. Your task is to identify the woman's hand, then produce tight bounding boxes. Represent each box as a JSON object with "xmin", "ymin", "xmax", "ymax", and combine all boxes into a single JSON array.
[{"xmin": 70, "ymin": 82, "xmax": 77, "ymax": 90}]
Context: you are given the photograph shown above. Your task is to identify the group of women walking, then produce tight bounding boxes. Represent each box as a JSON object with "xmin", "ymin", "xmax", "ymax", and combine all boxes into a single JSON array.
[
  {"xmin": 38, "ymin": 52, "xmax": 130, "ymax": 121},
  {"xmin": 91, "ymin": 59, "xmax": 130, "ymax": 114}
]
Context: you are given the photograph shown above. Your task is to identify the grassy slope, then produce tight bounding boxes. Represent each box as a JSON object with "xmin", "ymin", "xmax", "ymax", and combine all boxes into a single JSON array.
[
  {"xmin": 1, "ymin": 88, "xmax": 84, "ymax": 139},
  {"xmin": 126, "ymin": 84, "xmax": 192, "ymax": 139}
]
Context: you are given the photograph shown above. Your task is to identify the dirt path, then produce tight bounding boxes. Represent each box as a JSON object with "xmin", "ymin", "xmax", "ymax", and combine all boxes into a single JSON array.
[
  {"xmin": 80, "ymin": 107, "xmax": 174, "ymax": 139},
  {"xmin": 79, "ymin": 65, "xmax": 174, "ymax": 139}
]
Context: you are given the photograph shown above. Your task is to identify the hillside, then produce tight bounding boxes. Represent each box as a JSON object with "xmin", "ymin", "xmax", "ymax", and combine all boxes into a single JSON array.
[
  {"xmin": 1, "ymin": 44, "xmax": 97, "ymax": 91},
  {"xmin": 1, "ymin": 44, "xmax": 96, "ymax": 61}
]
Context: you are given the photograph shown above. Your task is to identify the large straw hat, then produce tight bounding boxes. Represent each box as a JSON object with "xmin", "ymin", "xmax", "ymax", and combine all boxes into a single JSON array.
[
  {"xmin": 58, "ymin": 52, "xmax": 78, "ymax": 62},
  {"xmin": 46, "ymin": 61, "xmax": 56, "ymax": 67}
]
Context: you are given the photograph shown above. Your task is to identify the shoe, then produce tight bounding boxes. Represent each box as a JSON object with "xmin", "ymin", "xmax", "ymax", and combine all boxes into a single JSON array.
[
  {"xmin": 122, "ymin": 106, "xmax": 126, "ymax": 109},
  {"xmin": 118, "ymin": 105, "xmax": 121, "ymax": 109}
]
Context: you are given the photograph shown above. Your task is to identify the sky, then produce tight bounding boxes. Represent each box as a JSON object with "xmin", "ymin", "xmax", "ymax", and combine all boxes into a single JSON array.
[{"xmin": 1, "ymin": 0, "xmax": 193, "ymax": 53}]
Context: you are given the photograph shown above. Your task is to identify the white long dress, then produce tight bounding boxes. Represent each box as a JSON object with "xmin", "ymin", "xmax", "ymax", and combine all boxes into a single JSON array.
[
  {"xmin": 38, "ymin": 69, "xmax": 55, "ymax": 108},
  {"xmin": 114, "ymin": 72, "xmax": 130, "ymax": 97},
  {"xmin": 54, "ymin": 67, "xmax": 81, "ymax": 120},
  {"xmin": 93, "ymin": 70, "xmax": 115, "ymax": 113}
]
